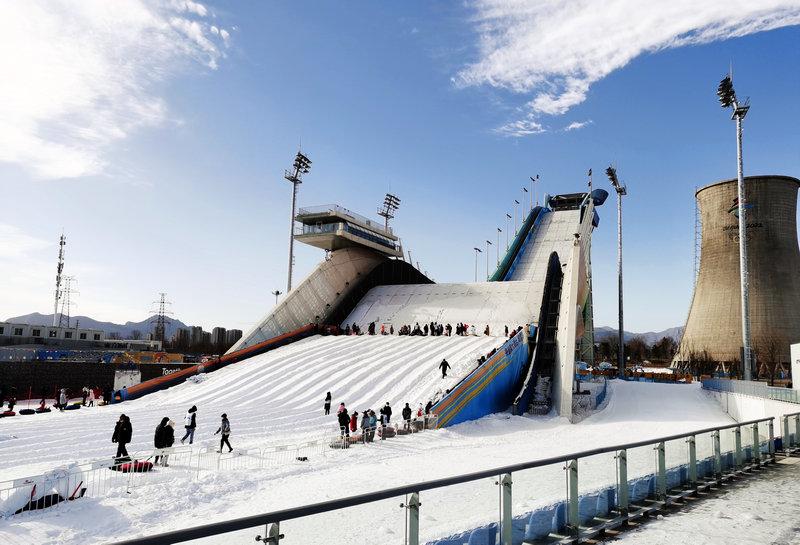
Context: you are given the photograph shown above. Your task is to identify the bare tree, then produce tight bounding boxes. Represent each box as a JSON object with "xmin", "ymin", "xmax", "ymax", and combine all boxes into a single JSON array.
[
  {"xmin": 131, "ymin": 329, "xmax": 142, "ymax": 340},
  {"xmin": 755, "ymin": 336, "xmax": 784, "ymax": 386}
]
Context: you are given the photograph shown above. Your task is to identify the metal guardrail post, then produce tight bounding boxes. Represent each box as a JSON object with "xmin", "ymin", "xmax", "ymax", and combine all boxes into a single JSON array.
[
  {"xmin": 734, "ymin": 426, "xmax": 742, "ymax": 469},
  {"xmin": 500, "ymin": 473, "xmax": 513, "ymax": 545},
  {"xmin": 656, "ymin": 442, "xmax": 667, "ymax": 501},
  {"xmin": 687, "ymin": 436, "xmax": 697, "ymax": 486},
  {"xmin": 567, "ymin": 459, "xmax": 579, "ymax": 536},
  {"xmin": 783, "ymin": 416, "xmax": 792, "ymax": 449},
  {"xmin": 255, "ymin": 522, "xmax": 282, "ymax": 544},
  {"xmin": 751, "ymin": 423, "xmax": 761, "ymax": 464},
  {"xmin": 795, "ymin": 415, "xmax": 800, "ymax": 446},
  {"xmin": 712, "ymin": 431, "xmax": 722, "ymax": 480},
  {"xmin": 407, "ymin": 492, "xmax": 420, "ymax": 545},
  {"xmin": 616, "ymin": 449, "xmax": 629, "ymax": 514},
  {"xmin": 768, "ymin": 419, "xmax": 775, "ymax": 456}
]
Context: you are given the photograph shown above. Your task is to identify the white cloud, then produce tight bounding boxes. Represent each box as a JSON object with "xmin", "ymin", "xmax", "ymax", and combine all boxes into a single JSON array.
[
  {"xmin": 563, "ymin": 120, "xmax": 593, "ymax": 132},
  {"xmin": 0, "ymin": 224, "xmax": 51, "ymax": 259},
  {"xmin": 495, "ymin": 117, "xmax": 546, "ymax": 137},
  {"xmin": 0, "ymin": 1, "xmax": 232, "ymax": 180},
  {"xmin": 458, "ymin": 0, "xmax": 800, "ymax": 126}
]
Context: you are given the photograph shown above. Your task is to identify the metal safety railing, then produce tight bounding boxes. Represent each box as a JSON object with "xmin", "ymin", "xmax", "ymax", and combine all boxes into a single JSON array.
[
  {"xmin": 111, "ymin": 417, "xmax": 778, "ymax": 545},
  {"xmin": 702, "ymin": 377, "xmax": 800, "ymax": 404}
]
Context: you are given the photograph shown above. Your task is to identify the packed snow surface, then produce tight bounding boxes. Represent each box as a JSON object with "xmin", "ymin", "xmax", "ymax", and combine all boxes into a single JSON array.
[
  {"xmin": 0, "ymin": 334, "xmax": 501, "ymax": 478},
  {"xmin": 0, "ymin": 359, "xmax": 738, "ymax": 545}
]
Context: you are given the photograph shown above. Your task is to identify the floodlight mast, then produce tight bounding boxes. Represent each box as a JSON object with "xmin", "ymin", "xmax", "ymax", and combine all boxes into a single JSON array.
[
  {"xmin": 377, "ymin": 193, "xmax": 401, "ymax": 231},
  {"xmin": 473, "ymin": 247, "xmax": 482, "ymax": 282},
  {"xmin": 485, "ymin": 239, "xmax": 492, "ymax": 280},
  {"xmin": 718, "ymin": 73, "xmax": 752, "ymax": 381},
  {"xmin": 606, "ymin": 166, "xmax": 627, "ymax": 379},
  {"xmin": 284, "ymin": 151, "xmax": 312, "ymax": 293}
]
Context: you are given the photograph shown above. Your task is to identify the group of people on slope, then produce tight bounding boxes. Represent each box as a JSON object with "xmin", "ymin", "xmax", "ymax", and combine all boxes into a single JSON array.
[
  {"xmin": 331, "ymin": 396, "xmax": 435, "ymax": 440},
  {"xmin": 110, "ymin": 406, "xmax": 234, "ymax": 462},
  {"xmin": 338, "ymin": 321, "xmax": 518, "ymax": 338}
]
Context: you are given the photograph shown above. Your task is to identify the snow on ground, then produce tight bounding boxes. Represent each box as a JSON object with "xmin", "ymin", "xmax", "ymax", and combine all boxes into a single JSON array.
[
  {"xmin": 0, "ymin": 377, "xmax": 737, "ymax": 545},
  {"xmin": 0, "ymin": 334, "xmax": 500, "ymax": 479},
  {"xmin": 614, "ymin": 458, "xmax": 800, "ymax": 545}
]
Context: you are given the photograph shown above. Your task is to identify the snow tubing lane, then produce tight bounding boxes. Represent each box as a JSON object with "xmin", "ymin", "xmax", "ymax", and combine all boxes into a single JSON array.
[{"xmin": 119, "ymin": 323, "xmax": 318, "ymax": 402}]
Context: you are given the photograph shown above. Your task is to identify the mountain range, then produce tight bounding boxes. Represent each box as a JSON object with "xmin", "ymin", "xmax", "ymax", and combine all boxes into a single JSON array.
[
  {"xmin": 4, "ymin": 313, "xmax": 192, "ymax": 340},
  {"xmin": 594, "ymin": 326, "xmax": 683, "ymax": 345}
]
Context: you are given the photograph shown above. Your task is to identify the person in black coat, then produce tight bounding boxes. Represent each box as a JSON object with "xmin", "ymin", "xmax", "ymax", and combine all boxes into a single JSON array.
[
  {"xmin": 401, "ymin": 403, "xmax": 412, "ymax": 430},
  {"xmin": 439, "ymin": 359, "xmax": 451, "ymax": 378},
  {"xmin": 112, "ymin": 414, "xmax": 132, "ymax": 460},
  {"xmin": 380, "ymin": 402, "xmax": 392, "ymax": 423},
  {"xmin": 337, "ymin": 407, "xmax": 350, "ymax": 437},
  {"xmin": 154, "ymin": 417, "xmax": 169, "ymax": 464},
  {"xmin": 324, "ymin": 392, "xmax": 332, "ymax": 415}
]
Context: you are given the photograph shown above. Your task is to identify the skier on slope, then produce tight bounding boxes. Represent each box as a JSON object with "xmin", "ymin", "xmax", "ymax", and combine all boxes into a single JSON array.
[
  {"xmin": 214, "ymin": 413, "xmax": 233, "ymax": 453},
  {"xmin": 439, "ymin": 359, "xmax": 451, "ymax": 378},
  {"xmin": 181, "ymin": 405, "xmax": 197, "ymax": 445}
]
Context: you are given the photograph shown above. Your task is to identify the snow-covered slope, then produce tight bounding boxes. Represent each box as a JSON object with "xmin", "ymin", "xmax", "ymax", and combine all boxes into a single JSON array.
[{"xmin": 0, "ymin": 334, "xmax": 500, "ymax": 477}]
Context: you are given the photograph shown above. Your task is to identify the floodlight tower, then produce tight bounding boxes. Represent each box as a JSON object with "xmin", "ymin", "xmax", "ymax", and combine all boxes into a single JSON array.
[
  {"xmin": 505, "ymin": 214, "xmax": 511, "ymax": 248},
  {"xmin": 718, "ymin": 73, "xmax": 753, "ymax": 381},
  {"xmin": 53, "ymin": 234, "xmax": 66, "ymax": 326},
  {"xmin": 496, "ymin": 227, "xmax": 502, "ymax": 265},
  {"xmin": 606, "ymin": 166, "xmax": 627, "ymax": 378},
  {"xmin": 377, "ymin": 193, "xmax": 401, "ymax": 231},
  {"xmin": 271, "ymin": 290, "xmax": 282, "ymax": 305},
  {"xmin": 514, "ymin": 199, "xmax": 520, "ymax": 233},
  {"xmin": 530, "ymin": 175, "xmax": 539, "ymax": 207},
  {"xmin": 473, "ymin": 247, "xmax": 482, "ymax": 282},
  {"xmin": 284, "ymin": 150, "xmax": 312, "ymax": 293},
  {"xmin": 522, "ymin": 187, "xmax": 529, "ymax": 215},
  {"xmin": 485, "ymin": 239, "xmax": 492, "ymax": 279}
]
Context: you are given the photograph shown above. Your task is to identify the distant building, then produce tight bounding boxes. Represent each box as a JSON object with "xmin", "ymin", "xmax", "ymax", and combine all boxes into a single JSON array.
[
  {"xmin": 0, "ymin": 322, "xmax": 161, "ymax": 351},
  {"xmin": 226, "ymin": 329, "xmax": 242, "ymax": 346},
  {"xmin": 190, "ymin": 326, "xmax": 204, "ymax": 346},
  {"xmin": 211, "ymin": 327, "xmax": 227, "ymax": 347},
  {"xmin": 202, "ymin": 331, "xmax": 211, "ymax": 345},
  {"xmin": 172, "ymin": 328, "xmax": 190, "ymax": 346}
]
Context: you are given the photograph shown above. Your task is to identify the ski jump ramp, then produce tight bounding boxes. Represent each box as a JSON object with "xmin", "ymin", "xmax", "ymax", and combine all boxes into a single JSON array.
[{"xmin": 127, "ymin": 191, "xmax": 606, "ymax": 424}]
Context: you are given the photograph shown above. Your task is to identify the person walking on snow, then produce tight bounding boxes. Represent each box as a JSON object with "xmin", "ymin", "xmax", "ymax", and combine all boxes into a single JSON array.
[
  {"xmin": 88, "ymin": 387, "xmax": 95, "ymax": 407},
  {"xmin": 112, "ymin": 414, "xmax": 132, "ymax": 461},
  {"xmin": 439, "ymin": 359, "xmax": 451, "ymax": 378},
  {"xmin": 181, "ymin": 405, "xmax": 197, "ymax": 444},
  {"xmin": 154, "ymin": 417, "xmax": 170, "ymax": 464},
  {"xmin": 402, "ymin": 403, "xmax": 412, "ymax": 430},
  {"xmin": 381, "ymin": 402, "xmax": 392, "ymax": 423},
  {"xmin": 349, "ymin": 411, "xmax": 359, "ymax": 433},
  {"xmin": 337, "ymin": 406, "xmax": 350, "ymax": 438},
  {"xmin": 324, "ymin": 392, "xmax": 332, "ymax": 415},
  {"xmin": 214, "ymin": 413, "xmax": 233, "ymax": 453},
  {"xmin": 58, "ymin": 389, "xmax": 67, "ymax": 411}
]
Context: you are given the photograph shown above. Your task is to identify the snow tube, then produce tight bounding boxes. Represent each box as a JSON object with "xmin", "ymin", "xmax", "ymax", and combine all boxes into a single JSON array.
[
  {"xmin": 1, "ymin": 411, "xmax": 16, "ymax": 418},
  {"xmin": 18, "ymin": 409, "xmax": 35, "ymax": 416},
  {"xmin": 35, "ymin": 408, "xmax": 51, "ymax": 414},
  {"xmin": 110, "ymin": 460, "xmax": 153, "ymax": 473},
  {"xmin": 377, "ymin": 426, "xmax": 396, "ymax": 438},
  {"xmin": 64, "ymin": 404, "xmax": 81, "ymax": 411}
]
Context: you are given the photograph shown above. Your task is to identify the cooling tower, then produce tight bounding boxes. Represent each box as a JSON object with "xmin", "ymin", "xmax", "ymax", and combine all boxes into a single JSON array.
[{"xmin": 677, "ymin": 175, "xmax": 800, "ymax": 365}]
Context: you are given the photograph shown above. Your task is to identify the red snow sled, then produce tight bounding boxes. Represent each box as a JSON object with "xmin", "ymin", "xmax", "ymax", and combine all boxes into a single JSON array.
[
  {"xmin": 110, "ymin": 460, "xmax": 154, "ymax": 473},
  {"xmin": 18, "ymin": 409, "xmax": 36, "ymax": 415},
  {"xmin": 1, "ymin": 411, "xmax": 16, "ymax": 418}
]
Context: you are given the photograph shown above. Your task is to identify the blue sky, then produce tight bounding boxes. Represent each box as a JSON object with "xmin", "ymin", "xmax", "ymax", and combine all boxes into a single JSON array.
[{"xmin": 0, "ymin": 1, "xmax": 798, "ymax": 334}]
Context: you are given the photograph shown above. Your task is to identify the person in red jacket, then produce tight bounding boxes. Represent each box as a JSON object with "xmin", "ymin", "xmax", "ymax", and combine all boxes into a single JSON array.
[{"xmin": 349, "ymin": 411, "xmax": 359, "ymax": 433}]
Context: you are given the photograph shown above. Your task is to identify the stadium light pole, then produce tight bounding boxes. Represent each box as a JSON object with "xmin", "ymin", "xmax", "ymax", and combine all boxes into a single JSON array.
[
  {"xmin": 283, "ymin": 150, "xmax": 312, "ymax": 293},
  {"xmin": 522, "ymin": 187, "xmax": 529, "ymax": 216},
  {"xmin": 514, "ymin": 199, "xmax": 520, "ymax": 233},
  {"xmin": 496, "ymin": 227, "xmax": 502, "ymax": 265},
  {"xmin": 271, "ymin": 290, "xmax": 282, "ymax": 305},
  {"xmin": 606, "ymin": 166, "xmax": 627, "ymax": 379},
  {"xmin": 505, "ymin": 214, "xmax": 511, "ymax": 248},
  {"xmin": 473, "ymin": 247, "xmax": 482, "ymax": 282},
  {"xmin": 530, "ymin": 175, "xmax": 539, "ymax": 207},
  {"xmin": 485, "ymin": 239, "xmax": 492, "ymax": 280},
  {"xmin": 718, "ymin": 73, "xmax": 753, "ymax": 381}
]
